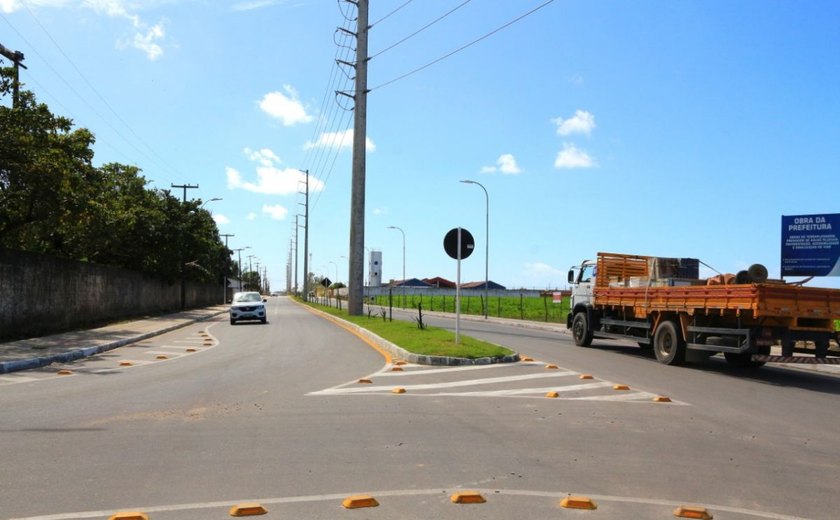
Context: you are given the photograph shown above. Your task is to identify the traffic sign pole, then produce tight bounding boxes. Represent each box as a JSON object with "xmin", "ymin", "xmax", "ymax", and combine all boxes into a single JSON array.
[{"xmin": 456, "ymin": 227, "xmax": 462, "ymax": 343}]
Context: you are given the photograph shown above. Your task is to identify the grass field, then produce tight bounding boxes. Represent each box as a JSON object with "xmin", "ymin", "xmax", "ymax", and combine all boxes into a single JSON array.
[
  {"xmin": 304, "ymin": 299, "xmax": 515, "ymax": 359},
  {"xmin": 368, "ymin": 293, "xmax": 571, "ymax": 324}
]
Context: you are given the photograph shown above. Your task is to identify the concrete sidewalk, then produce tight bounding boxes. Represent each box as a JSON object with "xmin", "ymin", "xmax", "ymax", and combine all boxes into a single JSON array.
[{"xmin": 0, "ymin": 306, "xmax": 228, "ymax": 374}]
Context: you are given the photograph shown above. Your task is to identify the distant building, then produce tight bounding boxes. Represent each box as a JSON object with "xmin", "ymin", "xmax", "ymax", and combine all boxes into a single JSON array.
[
  {"xmin": 423, "ymin": 276, "xmax": 456, "ymax": 289},
  {"xmin": 388, "ymin": 278, "xmax": 431, "ymax": 288},
  {"xmin": 461, "ymin": 280, "xmax": 507, "ymax": 290}
]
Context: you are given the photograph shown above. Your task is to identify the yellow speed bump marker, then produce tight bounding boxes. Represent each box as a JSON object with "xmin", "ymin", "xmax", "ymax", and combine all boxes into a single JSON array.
[
  {"xmin": 545, "ymin": 391, "xmax": 559, "ymax": 398},
  {"xmin": 579, "ymin": 374, "xmax": 594, "ymax": 380},
  {"xmin": 613, "ymin": 384, "xmax": 630, "ymax": 391},
  {"xmin": 57, "ymin": 369, "xmax": 73, "ymax": 375},
  {"xmin": 653, "ymin": 396, "xmax": 672, "ymax": 403},
  {"xmin": 390, "ymin": 366, "xmax": 404, "ymax": 372},
  {"xmin": 342, "ymin": 495, "xmax": 379, "ymax": 509},
  {"xmin": 186, "ymin": 348, "xmax": 197, "ymax": 352},
  {"xmin": 229, "ymin": 503, "xmax": 268, "ymax": 516},
  {"xmin": 391, "ymin": 387, "xmax": 406, "ymax": 394},
  {"xmin": 357, "ymin": 378, "xmax": 373, "ymax": 384},
  {"xmin": 673, "ymin": 505, "xmax": 713, "ymax": 519},
  {"xmin": 119, "ymin": 361, "xmax": 133, "ymax": 367},
  {"xmin": 520, "ymin": 356, "xmax": 534, "ymax": 362},
  {"xmin": 560, "ymin": 496, "xmax": 598, "ymax": 510},
  {"xmin": 155, "ymin": 355, "xmax": 168, "ymax": 360},
  {"xmin": 109, "ymin": 513, "xmax": 148, "ymax": 520},
  {"xmin": 450, "ymin": 491, "xmax": 486, "ymax": 504},
  {"xmin": 545, "ymin": 364, "xmax": 559, "ymax": 370}
]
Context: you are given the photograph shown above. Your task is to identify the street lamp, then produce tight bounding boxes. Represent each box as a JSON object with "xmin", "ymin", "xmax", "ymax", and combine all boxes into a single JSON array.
[
  {"xmin": 201, "ymin": 197, "xmax": 222, "ymax": 209},
  {"xmin": 387, "ymin": 225, "xmax": 406, "ymax": 307},
  {"xmin": 461, "ymin": 179, "xmax": 489, "ymax": 318}
]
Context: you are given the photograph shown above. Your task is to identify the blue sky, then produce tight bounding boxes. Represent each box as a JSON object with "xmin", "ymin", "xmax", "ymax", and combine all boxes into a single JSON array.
[{"xmin": 2, "ymin": 0, "xmax": 839, "ymax": 290}]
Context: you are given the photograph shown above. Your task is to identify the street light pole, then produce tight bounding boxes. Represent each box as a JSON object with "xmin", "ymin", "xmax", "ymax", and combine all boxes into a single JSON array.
[
  {"xmin": 233, "ymin": 247, "xmax": 250, "ymax": 292},
  {"xmin": 387, "ymin": 226, "xmax": 406, "ymax": 307},
  {"xmin": 461, "ymin": 180, "xmax": 489, "ymax": 318}
]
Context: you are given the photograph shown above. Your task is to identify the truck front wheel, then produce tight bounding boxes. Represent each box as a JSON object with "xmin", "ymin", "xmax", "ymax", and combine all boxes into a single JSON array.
[
  {"xmin": 654, "ymin": 320, "xmax": 686, "ymax": 365},
  {"xmin": 572, "ymin": 312, "xmax": 593, "ymax": 347}
]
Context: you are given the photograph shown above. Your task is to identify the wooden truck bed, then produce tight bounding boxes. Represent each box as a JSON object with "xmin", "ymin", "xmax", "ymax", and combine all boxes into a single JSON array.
[{"xmin": 593, "ymin": 252, "xmax": 840, "ymax": 328}]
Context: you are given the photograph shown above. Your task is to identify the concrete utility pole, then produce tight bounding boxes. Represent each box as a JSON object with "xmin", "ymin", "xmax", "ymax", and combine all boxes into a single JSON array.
[
  {"xmin": 233, "ymin": 247, "xmax": 249, "ymax": 292},
  {"xmin": 298, "ymin": 170, "xmax": 310, "ymax": 300},
  {"xmin": 0, "ymin": 43, "xmax": 27, "ymax": 108},
  {"xmin": 294, "ymin": 214, "xmax": 300, "ymax": 295},
  {"xmin": 221, "ymin": 233, "xmax": 234, "ymax": 303},
  {"xmin": 171, "ymin": 183, "xmax": 199, "ymax": 309},
  {"xmin": 348, "ymin": 0, "xmax": 369, "ymax": 316},
  {"xmin": 247, "ymin": 255, "xmax": 256, "ymax": 291}
]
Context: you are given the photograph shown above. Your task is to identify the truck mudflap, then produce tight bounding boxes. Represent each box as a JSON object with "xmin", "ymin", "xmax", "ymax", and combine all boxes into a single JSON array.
[{"xmin": 751, "ymin": 355, "xmax": 840, "ymax": 365}]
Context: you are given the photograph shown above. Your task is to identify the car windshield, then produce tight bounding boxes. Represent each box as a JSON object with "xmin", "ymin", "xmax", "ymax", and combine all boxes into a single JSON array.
[{"xmin": 234, "ymin": 293, "xmax": 261, "ymax": 303}]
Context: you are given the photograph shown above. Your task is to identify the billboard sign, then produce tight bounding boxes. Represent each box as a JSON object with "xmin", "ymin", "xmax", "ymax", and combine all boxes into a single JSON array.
[{"xmin": 781, "ymin": 213, "xmax": 840, "ymax": 277}]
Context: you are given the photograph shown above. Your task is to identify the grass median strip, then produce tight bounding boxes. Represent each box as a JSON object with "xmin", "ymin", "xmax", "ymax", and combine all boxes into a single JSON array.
[{"xmin": 305, "ymin": 301, "xmax": 515, "ymax": 360}]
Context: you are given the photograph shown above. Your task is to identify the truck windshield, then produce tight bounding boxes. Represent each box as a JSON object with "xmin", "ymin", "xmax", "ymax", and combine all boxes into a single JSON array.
[{"xmin": 581, "ymin": 264, "xmax": 596, "ymax": 283}]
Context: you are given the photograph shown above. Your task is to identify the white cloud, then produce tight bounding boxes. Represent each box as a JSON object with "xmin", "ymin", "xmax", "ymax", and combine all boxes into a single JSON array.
[
  {"xmin": 244, "ymin": 147, "xmax": 280, "ymax": 167},
  {"xmin": 523, "ymin": 261, "xmax": 565, "ymax": 277},
  {"xmin": 554, "ymin": 143, "xmax": 596, "ymax": 169},
  {"xmin": 480, "ymin": 153, "xmax": 522, "ymax": 175},
  {"xmin": 262, "ymin": 204, "xmax": 288, "ymax": 220},
  {"xmin": 259, "ymin": 86, "xmax": 312, "ymax": 126},
  {"xmin": 4, "ymin": 0, "xmax": 167, "ymax": 59},
  {"xmin": 566, "ymin": 73, "xmax": 584, "ymax": 86},
  {"xmin": 247, "ymin": 212, "xmax": 257, "ymax": 221},
  {"xmin": 131, "ymin": 22, "xmax": 164, "ymax": 61},
  {"xmin": 213, "ymin": 214, "xmax": 231, "ymax": 225},
  {"xmin": 552, "ymin": 110, "xmax": 596, "ymax": 136},
  {"xmin": 304, "ymin": 129, "xmax": 376, "ymax": 152},
  {"xmin": 226, "ymin": 165, "xmax": 324, "ymax": 195},
  {"xmin": 232, "ymin": 0, "xmax": 282, "ymax": 11},
  {"xmin": 372, "ymin": 207, "xmax": 387, "ymax": 216}
]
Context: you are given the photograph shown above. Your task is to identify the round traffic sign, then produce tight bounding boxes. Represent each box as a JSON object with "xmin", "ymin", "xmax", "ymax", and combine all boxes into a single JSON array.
[{"xmin": 444, "ymin": 228, "xmax": 475, "ymax": 260}]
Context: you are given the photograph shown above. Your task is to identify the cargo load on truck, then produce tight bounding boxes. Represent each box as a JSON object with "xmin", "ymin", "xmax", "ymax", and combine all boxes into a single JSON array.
[{"xmin": 567, "ymin": 252, "xmax": 840, "ymax": 368}]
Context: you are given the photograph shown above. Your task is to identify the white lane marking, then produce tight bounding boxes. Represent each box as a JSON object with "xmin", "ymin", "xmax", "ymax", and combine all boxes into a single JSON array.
[
  {"xmin": 9, "ymin": 487, "xmax": 803, "ymax": 520},
  {"xmin": 309, "ymin": 370, "xmax": 578, "ymax": 395},
  {"xmin": 430, "ymin": 381, "xmax": 613, "ymax": 396},
  {"xmin": 374, "ymin": 362, "xmax": 538, "ymax": 377},
  {"xmin": 0, "ymin": 374, "xmax": 41, "ymax": 385}
]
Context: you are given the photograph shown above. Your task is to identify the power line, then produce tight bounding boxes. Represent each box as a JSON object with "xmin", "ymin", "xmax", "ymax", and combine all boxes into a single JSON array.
[
  {"xmin": 371, "ymin": 0, "xmax": 556, "ymax": 91},
  {"xmin": 23, "ymin": 5, "xmax": 184, "ymax": 181},
  {"xmin": 370, "ymin": 0, "xmax": 414, "ymax": 27},
  {"xmin": 370, "ymin": 0, "xmax": 473, "ymax": 59}
]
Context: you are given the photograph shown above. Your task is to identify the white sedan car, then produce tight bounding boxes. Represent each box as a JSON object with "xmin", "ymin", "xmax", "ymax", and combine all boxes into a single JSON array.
[{"xmin": 229, "ymin": 291, "xmax": 267, "ymax": 325}]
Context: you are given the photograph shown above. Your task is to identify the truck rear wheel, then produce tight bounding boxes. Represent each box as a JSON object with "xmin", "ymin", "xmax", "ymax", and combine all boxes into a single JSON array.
[
  {"xmin": 653, "ymin": 320, "xmax": 686, "ymax": 365},
  {"xmin": 572, "ymin": 312, "xmax": 593, "ymax": 347}
]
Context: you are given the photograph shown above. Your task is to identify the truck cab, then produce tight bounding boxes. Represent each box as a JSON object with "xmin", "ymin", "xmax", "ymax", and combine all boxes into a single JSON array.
[{"xmin": 567, "ymin": 260, "xmax": 596, "ymax": 325}]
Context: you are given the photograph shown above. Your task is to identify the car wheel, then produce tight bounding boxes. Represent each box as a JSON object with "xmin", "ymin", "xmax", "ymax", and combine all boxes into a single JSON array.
[
  {"xmin": 261, "ymin": 318, "xmax": 267, "ymax": 324},
  {"xmin": 230, "ymin": 318, "xmax": 236, "ymax": 325}
]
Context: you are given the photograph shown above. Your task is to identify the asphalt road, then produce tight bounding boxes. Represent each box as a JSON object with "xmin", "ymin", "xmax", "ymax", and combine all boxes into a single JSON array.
[{"xmin": 1, "ymin": 297, "xmax": 837, "ymax": 519}]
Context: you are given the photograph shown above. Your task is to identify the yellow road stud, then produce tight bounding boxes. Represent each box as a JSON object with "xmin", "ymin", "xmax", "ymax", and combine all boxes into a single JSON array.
[
  {"xmin": 109, "ymin": 513, "xmax": 148, "ymax": 520},
  {"xmin": 119, "ymin": 361, "xmax": 133, "ymax": 367},
  {"xmin": 520, "ymin": 356, "xmax": 534, "ymax": 362},
  {"xmin": 450, "ymin": 491, "xmax": 486, "ymax": 504},
  {"xmin": 545, "ymin": 391, "xmax": 559, "ymax": 398},
  {"xmin": 342, "ymin": 495, "xmax": 379, "ymax": 509},
  {"xmin": 579, "ymin": 374, "xmax": 594, "ymax": 379},
  {"xmin": 673, "ymin": 505, "xmax": 713, "ymax": 519},
  {"xmin": 357, "ymin": 378, "xmax": 373, "ymax": 384},
  {"xmin": 186, "ymin": 348, "xmax": 197, "ymax": 352},
  {"xmin": 560, "ymin": 496, "xmax": 598, "ymax": 510},
  {"xmin": 613, "ymin": 384, "xmax": 630, "ymax": 391},
  {"xmin": 653, "ymin": 396, "xmax": 672, "ymax": 403},
  {"xmin": 391, "ymin": 387, "xmax": 406, "ymax": 394},
  {"xmin": 57, "ymin": 370, "xmax": 73, "ymax": 375},
  {"xmin": 390, "ymin": 366, "xmax": 404, "ymax": 372},
  {"xmin": 229, "ymin": 503, "xmax": 268, "ymax": 516},
  {"xmin": 155, "ymin": 355, "xmax": 168, "ymax": 360},
  {"xmin": 545, "ymin": 364, "xmax": 559, "ymax": 369}
]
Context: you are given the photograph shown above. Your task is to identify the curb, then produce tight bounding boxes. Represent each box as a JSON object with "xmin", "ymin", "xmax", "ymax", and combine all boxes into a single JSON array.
[
  {"xmin": 304, "ymin": 303, "xmax": 520, "ymax": 366},
  {"xmin": 0, "ymin": 310, "xmax": 228, "ymax": 375}
]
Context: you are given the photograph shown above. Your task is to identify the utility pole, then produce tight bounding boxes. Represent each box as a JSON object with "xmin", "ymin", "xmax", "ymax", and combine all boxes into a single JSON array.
[
  {"xmin": 171, "ymin": 183, "xmax": 199, "ymax": 309},
  {"xmin": 348, "ymin": 0, "xmax": 369, "ymax": 316},
  {"xmin": 0, "ymin": 43, "xmax": 27, "ymax": 108},
  {"xmin": 298, "ymin": 170, "xmax": 310, "ymax": 301},
  {"xmin": 247, "ymin": 255, "xmax": 255, "ymax": 291},
  {"xmin": 294, "ymin": 214, "xmax": 300, "ymax": 295},
  {"xmin": 220, "ymin": 233, "xmax": 234, "ymax": 303}
]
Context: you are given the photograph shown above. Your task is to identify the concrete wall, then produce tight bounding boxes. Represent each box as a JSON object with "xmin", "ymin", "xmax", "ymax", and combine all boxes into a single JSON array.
[{"xmin": 0, "ymin": 248, "xmax": 221, "ymax": 340}]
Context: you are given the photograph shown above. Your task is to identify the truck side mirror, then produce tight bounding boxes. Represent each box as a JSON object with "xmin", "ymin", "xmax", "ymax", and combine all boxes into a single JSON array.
[{"xmin": 568, "ymin": 269, "xmax": 575, "ymax": 284}]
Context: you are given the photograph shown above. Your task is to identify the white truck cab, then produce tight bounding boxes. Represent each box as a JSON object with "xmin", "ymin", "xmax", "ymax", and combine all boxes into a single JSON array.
[{"xmin": 568, "ymin": 260, "xmax": 596, "ymax": 310}]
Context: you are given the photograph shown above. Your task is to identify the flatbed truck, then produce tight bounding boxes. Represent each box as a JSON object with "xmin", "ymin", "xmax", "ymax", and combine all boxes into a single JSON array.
[{"xmin": 567, "ymin": 252, "xmax": 840, "ymax": 367}]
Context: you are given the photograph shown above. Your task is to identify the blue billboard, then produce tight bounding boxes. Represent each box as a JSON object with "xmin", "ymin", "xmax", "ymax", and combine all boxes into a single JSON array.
[{"xmin": 781, "ymin": 213, "xmax": 840, "ymax": 277}]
